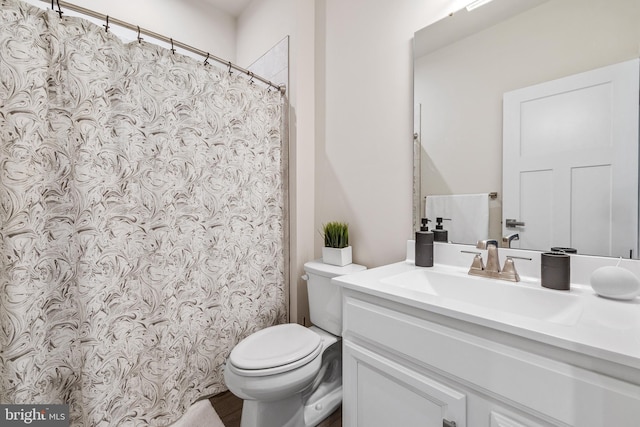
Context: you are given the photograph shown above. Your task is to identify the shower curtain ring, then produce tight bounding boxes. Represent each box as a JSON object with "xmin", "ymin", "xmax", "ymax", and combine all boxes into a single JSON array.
[
  {"xmin": 137, "ymin": 26, "xmax": 143, "ymax": 43},
  {"xmin": 204, "ymin": 53, "xmax": 210, "ymax": 66},
  {"xmin": 248, "ymin": 71, "xmax": 254, "ymax": 85},
  {"xmin": 55, "ymin": 0, "xmax": 63, "ymax": 18},
  {"xmin": 103, "ymin": 15, "xmax": 110, "ymax": 32},
  {"xmin": 228, "ymin": 61, "xmax": 233, "ymax": 75},
  {"xmin": 170, "ymin": 38, "xmax": 175, "ymax": 54}
]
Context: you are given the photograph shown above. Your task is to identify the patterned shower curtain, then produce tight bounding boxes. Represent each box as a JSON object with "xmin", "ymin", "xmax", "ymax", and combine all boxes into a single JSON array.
[{"xmin": 0, "ymin": 1, "xmax": 287, "ymax": 425}]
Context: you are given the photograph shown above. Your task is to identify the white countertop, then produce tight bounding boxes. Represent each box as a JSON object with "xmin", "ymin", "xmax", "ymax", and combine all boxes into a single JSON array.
[{"xmin": 334, "ymin": 260, "xmax": 640, "ymax": 372}]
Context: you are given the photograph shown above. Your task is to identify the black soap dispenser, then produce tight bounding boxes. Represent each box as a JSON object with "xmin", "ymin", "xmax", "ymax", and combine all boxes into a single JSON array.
[
  {"xmin": 433, "ymin": 217, "xmax": 451, "ymax": 242},
  {"xmin": 415, "ymin": 218, "xmax": 434, "ymax": 267}
]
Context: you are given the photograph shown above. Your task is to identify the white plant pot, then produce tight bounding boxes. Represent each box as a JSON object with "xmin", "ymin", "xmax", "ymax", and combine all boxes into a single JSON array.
[{"xmin": 322, "ymin": 246, "xmax": 352, "ymax": 266}]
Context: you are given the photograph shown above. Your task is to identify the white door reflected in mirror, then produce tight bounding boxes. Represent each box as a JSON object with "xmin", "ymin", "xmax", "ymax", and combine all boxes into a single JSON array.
[{"xmin": 503, "ymin": 59, "xmax": 639, "ymax": 258}]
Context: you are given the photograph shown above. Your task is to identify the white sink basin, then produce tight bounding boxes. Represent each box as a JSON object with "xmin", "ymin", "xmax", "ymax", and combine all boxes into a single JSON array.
[{"xmin": 380, "ymin": 269, "xmax": 584, "ymax": 326}]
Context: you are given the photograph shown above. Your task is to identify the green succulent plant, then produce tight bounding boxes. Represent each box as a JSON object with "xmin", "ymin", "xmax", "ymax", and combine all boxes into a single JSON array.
[{"xmin": 322, "ymin": 222, "xmax": 350, "ymax": 249}]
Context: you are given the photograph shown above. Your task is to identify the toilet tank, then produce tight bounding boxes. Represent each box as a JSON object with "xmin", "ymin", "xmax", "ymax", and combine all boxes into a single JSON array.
[{"xmin": 303, "ymin": 260, "xmax": 366, "ymax": 336}]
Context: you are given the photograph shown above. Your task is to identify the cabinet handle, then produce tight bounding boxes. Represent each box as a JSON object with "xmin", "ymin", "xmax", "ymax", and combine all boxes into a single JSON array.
[{"xmin": 443, "ymin": 419, "xmax": 457, "ymax": 427}]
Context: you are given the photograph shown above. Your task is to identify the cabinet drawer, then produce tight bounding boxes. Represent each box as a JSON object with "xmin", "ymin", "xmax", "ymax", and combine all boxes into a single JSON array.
[{"xmin": 343, "ymin": 294, "xmax": 640, "ymax": 426}]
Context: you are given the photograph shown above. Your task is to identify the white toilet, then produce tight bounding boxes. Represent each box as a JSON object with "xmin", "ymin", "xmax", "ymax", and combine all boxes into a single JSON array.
[{"xmin": 224, "ymin": 260, "xmax": 366, "ymax": 427}]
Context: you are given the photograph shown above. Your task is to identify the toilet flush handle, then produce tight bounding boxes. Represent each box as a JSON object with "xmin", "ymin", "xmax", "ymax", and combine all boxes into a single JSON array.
[{"xmin": 301, "ymin": 274, "xmax": 309, "ymax": 281}]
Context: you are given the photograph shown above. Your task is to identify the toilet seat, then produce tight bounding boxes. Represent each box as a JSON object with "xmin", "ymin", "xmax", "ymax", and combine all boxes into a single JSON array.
[{"xmin": 228, "ymin": 324, "xmax": 323, "ymax": 377}]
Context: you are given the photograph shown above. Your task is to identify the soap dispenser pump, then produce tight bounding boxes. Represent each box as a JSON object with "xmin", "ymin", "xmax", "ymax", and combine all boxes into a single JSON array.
[
  {"xmin": 433, "ymin": 217, "xmax": 451, "ymax": 242},
  {"xmin": 415, "ymin": 218, "xmax": 434, "ymax": 267}
]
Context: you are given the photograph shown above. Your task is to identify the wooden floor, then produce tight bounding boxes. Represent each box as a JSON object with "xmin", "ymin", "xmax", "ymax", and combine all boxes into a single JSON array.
[{"xmin": 210, "ymin": 391, "xmax": 342, "ymax": 427}]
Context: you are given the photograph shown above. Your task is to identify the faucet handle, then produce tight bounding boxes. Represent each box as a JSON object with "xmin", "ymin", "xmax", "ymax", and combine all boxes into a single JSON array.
[
  {"xmin": 462, "ymin": 250, "xmax": 484, "ymax": 275},
  {"xmin": 500, "ymin": 255, "xmax": 532, "ymax": 282}
]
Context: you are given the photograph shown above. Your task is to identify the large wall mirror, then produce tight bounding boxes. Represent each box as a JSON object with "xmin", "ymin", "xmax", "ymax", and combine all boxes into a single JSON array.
[{"xmin": 414, "ymin": 0, "xmax": 640, "ymax": 258}]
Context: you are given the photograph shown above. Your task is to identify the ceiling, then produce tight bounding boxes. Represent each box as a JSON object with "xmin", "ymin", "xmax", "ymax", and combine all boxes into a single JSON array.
[{"xmin": 202, "ymin": 0, "xmax": 253, "ymax": 17}]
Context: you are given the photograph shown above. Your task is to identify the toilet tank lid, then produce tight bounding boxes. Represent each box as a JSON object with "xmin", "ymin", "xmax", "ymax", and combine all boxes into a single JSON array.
[{"xmin": 304, "ymin": 260, "xmax": 367, "ymax": 278}]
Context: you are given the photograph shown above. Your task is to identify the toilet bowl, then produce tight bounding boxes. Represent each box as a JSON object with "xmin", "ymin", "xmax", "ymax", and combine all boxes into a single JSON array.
[{"xmin": 224, "ymin": 260, "xmax": 366, "ymax": 427}]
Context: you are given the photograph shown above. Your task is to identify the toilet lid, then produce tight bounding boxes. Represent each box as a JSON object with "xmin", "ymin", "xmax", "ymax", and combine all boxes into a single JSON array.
[{"xmin": 229, "ymin": 323, "xmax": 322, "ymax": 371}]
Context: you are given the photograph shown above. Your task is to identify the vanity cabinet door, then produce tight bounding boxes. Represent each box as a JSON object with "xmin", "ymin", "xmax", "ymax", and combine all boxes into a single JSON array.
[{"xmin": 343, "ymin": 340, "xmax": 466, "ymax": 427}]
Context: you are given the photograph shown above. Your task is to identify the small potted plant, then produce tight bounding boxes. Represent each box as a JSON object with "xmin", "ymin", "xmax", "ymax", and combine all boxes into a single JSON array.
[{"xmin": 321, "ymin": 222, "xmax": 352, "ymax": 266}]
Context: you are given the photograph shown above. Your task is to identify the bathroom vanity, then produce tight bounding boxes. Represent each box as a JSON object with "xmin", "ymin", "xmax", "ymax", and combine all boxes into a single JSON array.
[{"xmin": 334, "ymin": 243, "xmax": 640, "ymax": 427}]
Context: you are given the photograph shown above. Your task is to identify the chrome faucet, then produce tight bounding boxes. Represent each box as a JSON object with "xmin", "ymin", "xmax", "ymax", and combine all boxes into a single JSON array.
[{"xmin": 463, "ymin": 239, "xmax": 531, "ymax": 282}]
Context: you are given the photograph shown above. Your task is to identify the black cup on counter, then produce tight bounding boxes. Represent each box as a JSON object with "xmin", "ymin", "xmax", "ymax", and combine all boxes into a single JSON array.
[{"xmin": 541, "ymin": 252, "xmax": 571, "ymax": 290}]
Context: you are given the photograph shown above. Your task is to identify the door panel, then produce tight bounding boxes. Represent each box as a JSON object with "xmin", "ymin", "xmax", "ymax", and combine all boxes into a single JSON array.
[
  {"xmin": 571, "ymin": 165, "xmax": 613, "ymax": 256},
  {"xmin": 503, "ymin": 59, "xmax": 639, "ymax": 257},
  {"xmin": 519, "ymin": 169, "xmax": 554, "ymax": 250}
]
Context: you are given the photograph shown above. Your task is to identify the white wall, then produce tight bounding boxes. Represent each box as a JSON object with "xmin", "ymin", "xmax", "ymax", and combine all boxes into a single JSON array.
[{"xmin": 316, "ymin": 0, "xmax": 459, "ymax": 269}]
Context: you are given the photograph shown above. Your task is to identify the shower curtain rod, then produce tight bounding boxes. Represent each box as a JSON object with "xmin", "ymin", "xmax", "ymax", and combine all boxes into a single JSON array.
[{"xmin": 41, "ymin": 0, "xmax": 286, "ymax": 94}]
